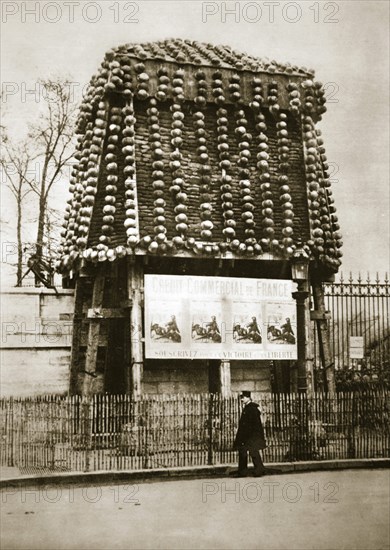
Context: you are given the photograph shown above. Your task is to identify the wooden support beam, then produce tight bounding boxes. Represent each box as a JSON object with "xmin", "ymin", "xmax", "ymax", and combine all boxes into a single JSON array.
[
  {"xmin": 69, "ymin": 278, "xmax": 85, "ymax": 394},
  {"xmin": 128, "ymin": 259, "xmax": 144, "ymax": 398},
  {"xmin": 273, "ymin": 361, "xmax": 291, "ymax": 393},
  {"xmin": 87, "ymin": 307, "xmax": 127, "ymax": 319},
  {"xmin": 79, "ymin": 262, "xmax": 97, "ymax": 278},
  {"xmin": 101, "ymin": 260, "xmax": 126, "ymax": 393},
  {"xmin": 310, "ymin": 311, "xmax": 331, "ymax": 321},
  {"xmin": 219, "ymin": 360, "xmax": 231, "ymax": 397},
  {"xmin": 82, "ymin": 272, "xmax": 106, "ymax": 396},
  {"xmin": 312, "ymin": 282, "xmax": 336, "ymax": 396},
  {"xmin": 208, "ymin": 360, "xmax": 220, "ymax": 394}
]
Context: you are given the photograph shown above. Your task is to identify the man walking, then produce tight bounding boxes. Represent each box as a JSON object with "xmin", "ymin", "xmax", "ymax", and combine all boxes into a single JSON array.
[{"xmin": 231, "ymin": 391, "xmax": 267, "ymax": 477}]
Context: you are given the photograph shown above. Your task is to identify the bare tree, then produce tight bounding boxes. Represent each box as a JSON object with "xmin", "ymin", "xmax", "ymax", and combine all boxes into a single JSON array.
[
  {"xmin": 26, "ymin": 78, "xmax": 77, "ymax": 266},
  {"xmin": 45, "ymin": 206, "xmax": 63, "ymax": 274},
  {"xmin": 0, "ymin": 138, "xmax": 36, "ymax": 285},
  {"xmin": 1, "ymin": 78, "xmax": 77, "ymax": 286}
]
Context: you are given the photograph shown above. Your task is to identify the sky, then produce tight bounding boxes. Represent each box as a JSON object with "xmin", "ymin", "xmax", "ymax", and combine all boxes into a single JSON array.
[{"xmin": 1, "ymin": 0, "xmax": 389, "ymax": 285}]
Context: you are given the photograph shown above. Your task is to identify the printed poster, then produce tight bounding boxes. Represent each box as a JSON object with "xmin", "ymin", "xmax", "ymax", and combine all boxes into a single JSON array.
[{"xmin": 144, "ymin": 275, "xmax": 297, "ymax": 360}]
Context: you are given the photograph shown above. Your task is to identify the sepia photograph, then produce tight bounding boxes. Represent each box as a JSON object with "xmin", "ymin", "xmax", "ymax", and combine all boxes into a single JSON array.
[{"xmin": 1, "ymin": 1, "xmax": 389, "ymax": 549}]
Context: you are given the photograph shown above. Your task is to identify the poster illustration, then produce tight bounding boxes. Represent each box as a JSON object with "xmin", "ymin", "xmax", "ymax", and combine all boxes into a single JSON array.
[
  {"xmin": 191, "ymin": 302, "xmax": 222, "ymax": 344},
  {"xmin": 149, "ymin": 301, "xmax": 182, "ymax": 343},
  {"xmin": 233, "ymin": 306, "xmax": 262, "ymax": 344},
  {"xmin": 266, "ymin": 302, "xmax": 297, "ymax": 345},
  {"xmin": 144, "ymin": 275, "xmax": 297, "ymax": 360}
]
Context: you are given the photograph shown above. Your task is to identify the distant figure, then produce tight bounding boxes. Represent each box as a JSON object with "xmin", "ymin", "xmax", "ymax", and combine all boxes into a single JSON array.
[{"xmin": 22, "ymin": 253, "xmax": 57, "ymax": 294}]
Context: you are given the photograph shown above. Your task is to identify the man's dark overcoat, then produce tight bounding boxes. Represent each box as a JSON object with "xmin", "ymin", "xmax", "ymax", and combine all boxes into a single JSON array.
[{"xmin": 233, "ymin": 401, "xmax": 266, "ymax": 452}]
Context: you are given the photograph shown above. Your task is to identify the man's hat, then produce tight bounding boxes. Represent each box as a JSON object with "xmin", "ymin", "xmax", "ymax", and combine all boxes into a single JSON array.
[{"xmin": 240, "ymin": 390, "xmax": 251, "ymax": 398}]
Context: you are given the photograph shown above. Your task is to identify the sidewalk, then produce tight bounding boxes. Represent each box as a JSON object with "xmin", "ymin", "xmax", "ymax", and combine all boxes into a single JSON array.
[{"xmin": 1, "ymin": 458, "xmax": 389, "ymax": 488}]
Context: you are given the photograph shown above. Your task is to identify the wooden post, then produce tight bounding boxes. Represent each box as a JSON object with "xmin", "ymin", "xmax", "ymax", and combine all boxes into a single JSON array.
[
  {"xmin": 102, "ymin": 261, "xmax": 126, "ymax": 394},
  {"xmin": 219, "ymin": 360, "xmax": 231, "ymax": 397},
  {"xmin": 208, "ymin": 360, "xmax": 220, "ymax": 394},
  {"xmin": 273, "ymin": 361, "xmax": 290, "ymax": 393},
  {"xmin": 128, "ymin": 259, "xmax": 144, "ymax": 398},
  {"xmin": 214, "ymin": 261, "xmax": 231, "ymax": 396},
  {"xmin": 207, "ymin": 393, "xmax": 214, "ymax": 465},
  {"xmin": 81, "ymin": 396, "xmax": 92, "ymax": 472},
  {"xmin": 312, "ymin": 282, "xmax": 336, "ymax": 396},
  {"xmin": 81, "ymin": 271, "xmax": 106, "ymax": 396},
  {"xmin": 290, "ymin": 363, "xmax": 298, "ymax": 393},
  {"xmin": 69, "ymin": 277, "xmax": 85, "ymax": 394}
]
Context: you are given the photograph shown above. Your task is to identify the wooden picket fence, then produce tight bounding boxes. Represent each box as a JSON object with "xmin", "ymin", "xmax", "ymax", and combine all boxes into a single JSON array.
[{"xmin": 1, "ymin": 391, "xmax": 389, "ymax": 473}]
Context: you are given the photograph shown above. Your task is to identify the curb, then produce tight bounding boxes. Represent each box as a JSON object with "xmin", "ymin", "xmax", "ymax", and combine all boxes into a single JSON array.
[{"xmin": 1, "ymin": 458, "xmax": 389, "ymax": 489}]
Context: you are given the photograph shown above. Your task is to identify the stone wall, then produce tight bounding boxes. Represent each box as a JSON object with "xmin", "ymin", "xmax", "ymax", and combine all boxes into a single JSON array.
[
  {"xmin": 0, "ymin": 288, "xmax": 74, "ymax": 397},
  {"xmin": 230, "ymin": 361, "xmax": 272, "ymax": 393},
  {"xmin": 143, "ymin": 360, "xmax": 209, "ymax": 394},
  {"xmin": 143, "ymin": 359, "xmax": 271, "ymax": 394},
  {"xmin": 1, "ymin": 289, "xmax": 271, "ymax": 397}
]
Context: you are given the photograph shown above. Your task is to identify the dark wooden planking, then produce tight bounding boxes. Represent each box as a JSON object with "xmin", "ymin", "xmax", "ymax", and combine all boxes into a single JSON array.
[{"xmin": 82, "ymin": 273, "xmax": 106, "ymax": 395}]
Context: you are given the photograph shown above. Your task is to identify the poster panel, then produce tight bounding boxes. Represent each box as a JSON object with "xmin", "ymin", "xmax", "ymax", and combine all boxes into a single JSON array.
[{"xmin": 144, "ymin": 275, "xmax": 297, "ymax": 360}]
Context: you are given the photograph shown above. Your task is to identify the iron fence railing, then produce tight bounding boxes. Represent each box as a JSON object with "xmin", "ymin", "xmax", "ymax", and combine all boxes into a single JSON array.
[{"xmin": 313, "ymin": 273, "xmax": 389, "ymax": 380}]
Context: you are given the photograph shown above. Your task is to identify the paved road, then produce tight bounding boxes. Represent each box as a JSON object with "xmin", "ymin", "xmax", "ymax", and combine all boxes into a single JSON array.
[{"xmin": 1, "ymin": 469, "xmax": 389, "ymax": 550}]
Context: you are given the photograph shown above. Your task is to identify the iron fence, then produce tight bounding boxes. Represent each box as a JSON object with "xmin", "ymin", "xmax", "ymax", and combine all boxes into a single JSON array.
[
  {"xmin": 313, "ymin": 273, "xmax": 390, "ymax": 382},
  {"xmin": 1, "ymin": 391, "xmax": 389, "ymax": 474}
]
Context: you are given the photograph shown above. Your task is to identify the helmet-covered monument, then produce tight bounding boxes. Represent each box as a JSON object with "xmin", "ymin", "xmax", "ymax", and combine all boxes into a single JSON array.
[{"xmin": 56, "ymin": 39, "xmax": 342, "ymax": 396}]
